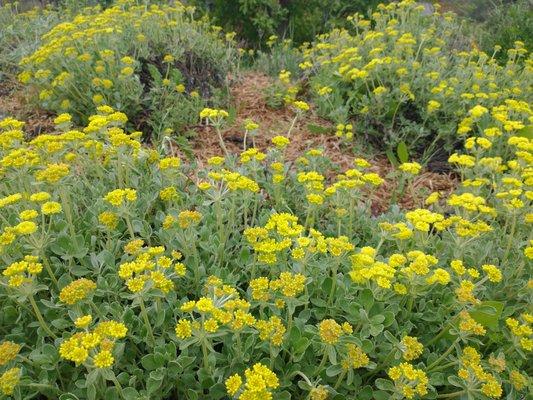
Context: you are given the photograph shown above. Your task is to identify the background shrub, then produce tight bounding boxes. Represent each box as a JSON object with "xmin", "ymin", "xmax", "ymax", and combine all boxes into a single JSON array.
[
  {"xmin": 478, "ymin": 0, "xmax": 533, "ymax": 64},
  {"xmin": 0, "ymin": 3, "xmax": 60, "ymax": 81},
  {"xmin": 17, "ymin": 1, "xmax": 239, "ymax": 141},
  {"xmin": 274, "ymin": 1, "xmax": 532, "ymax": 160},
  {"xmin": 189, "ymin": 0, "xmax": 385, "ymax": 47}
]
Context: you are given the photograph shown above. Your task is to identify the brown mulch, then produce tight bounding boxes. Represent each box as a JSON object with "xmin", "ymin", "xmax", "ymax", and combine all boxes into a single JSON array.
[
  {"xmin": 190, "ymin": 71, "xmax": 457, "ymax": 213},
  {"xmin": 0, "ymin": 80, "xmax": 55, "ymax": 137}
]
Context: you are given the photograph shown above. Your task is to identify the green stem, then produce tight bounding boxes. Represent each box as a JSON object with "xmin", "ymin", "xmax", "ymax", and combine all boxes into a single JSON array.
[
  {"xmin": 201, "ymin": 337, "xmax": 210, "ymax": 371},
  {"xmin": 502, "ymin": 213, "xmax": 517, "ymax": 262},
  {"xmin": 427, "ymin": 338, "xmax": 459, "ymax": 370},
  {"xmin": 124, "ymin": 215, "xmax": 135, "ymax": 239},
  {"xmin": 214, "ymin": 125, "xmax": 229, "ymax": 158},
  {"xmin": 42, "ymin": 256, "xmax": 59, "ymax": 290},
  {"xmin": 109, "ymin": 372, "xmax": 125, "ymax": 400},
  {"xmin": 139, "ymin": 297, "xmax": 155, "ymax": 347},
  {"xmin": 334, "ymin": 369, "xmax": 347, "ymax": 389},
  {"xmin": 315, "ymin": 348, "xmax": 328, "ymax": 373},
  {"xmin": 59, "ymin": 186, "xmax": 76, "ymax": 237},
  {"xmin": 429, "ymin": 360, "xmax": 457, "ymax": 372},
  {"xmin": 436, "ymin": 390, "xmax": 467, "ymax": 398},
  {"xmin": 328, "ymin": 258, "xmax": 340, "ymax": 305},
  {"xmin": 286, "ymin": 115, "xmax": 299, "ymax": 138},
  {"xmin": 426, "ymin": 320, "xmax": 456, "ymax": 347},
  {"xmin": 28, "ymin": 294, "xmax": 57, "ymax": 339}
]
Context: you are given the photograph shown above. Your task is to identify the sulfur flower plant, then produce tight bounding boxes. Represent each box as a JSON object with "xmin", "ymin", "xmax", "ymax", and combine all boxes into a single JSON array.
[{"xmin": 1, "ymin": 1, "xmax": 533, "ymax": 398}]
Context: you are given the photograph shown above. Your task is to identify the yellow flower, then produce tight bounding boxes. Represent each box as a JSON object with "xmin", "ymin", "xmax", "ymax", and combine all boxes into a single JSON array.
[
  {"xmin": 0, "ymin": 367, "xmax": 21, "ymax": 395},
  {"xmin": 93, "ymin": 350, "xmax": 114, "ymax": 368},
  {"xmin": 318, "ymin": 319, "xmax": 343, "ymax": 345},
  {"xmin": 59, "ymin": 278, "xmax": 97, "ymax": 305},
  {"xmin": 41, "ymin": 201, "xmax": 62, "ymax": 215},
  {"xmin": 399, "ymin": 162, "xmax": 422, "ymax": 175},
  {"xmin": 225, "ymin": 374, "xmax": 243, "ymax": 396},
  {"xmin": 401, "ymin": 336, "xmax": 423, "ymax": 361},
  {"xmin": 0, "ymin": 341, "xmax": 21, "ymax": 366},
  {"xmin": 75, "ymin": 315, "xmax": 93, "ymax": 328}
]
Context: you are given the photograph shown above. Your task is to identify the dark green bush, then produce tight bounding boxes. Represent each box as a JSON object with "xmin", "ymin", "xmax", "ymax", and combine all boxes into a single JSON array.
[
  {"xmin": 479, "ymin": 0, "xmax": 533, "ymax": 64},
  {"xmin": 189, "ymin": 0, "xmax": 385, "ymax": 47}
]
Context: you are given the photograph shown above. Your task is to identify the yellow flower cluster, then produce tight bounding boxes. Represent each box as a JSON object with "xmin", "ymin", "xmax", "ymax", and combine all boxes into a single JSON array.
[
  {"xmin": 0, "ymin": 341, "xmax": 21, "ymax": 366},
  {"xmin": 176, "ymin": 278, "xmax": 256, "ymax": 338},
  {"xmin": 103, "ymin": 188, "xmax": 137, "ymax": 207},
  {"xmin": 341, "ymin": 344, "xmax": 370, "ymax": 370},
  {"xmin": 225, "ymin": 363, "xmax": 279, "ymax": 399},
  {"xmin": 457, "ymin": 347, "xmax": 502, "ymax": 398},
  {"xmin": 118, "ymin": 243, "xmax": 185, "ymax": 294},
  {"xmin": 388, "ymin": 363, "xmax": 429, "ymax": 399},
  {"xmin": 240, "ymin": 148, "xmax": 266, "ymax": 164},
  {"xmin": 207, "ymin": 170, "xmax": 260, "ymax": 193},
  {"xmin": 59, "ymin": 278, "xmax": 97, "ymax": 305},
  {"xmin": 177, "ymin": 210, "xmax": 202, "ymax": 229},
  {"xmin": 400, "ymin": 336, "xmax": 423, "ymax": 361},
  {"xmin": 2, "ymin": 255, "xmax": 42, "ymax": 287},
  {"xmin": 59, "ymin": 321, "xmax": 127, "ymax": 368},
  {"xmin": 199, "ymin": 108, "xmax": 229, "ymax": 120},
  {"xmin": 506, "ymin": 315, "xmax": 532, "ymax": 351},
  {"xmin": 399, "ymin": 162, "xmax": 422, "ymax": 175},
  {"xmin": 249, "ymin": 272, "xmax": 306, "ymax": 302},
  {"xmin": 459, "ymin": 310, "xmax": 486, "ymax": 336},
  {"xmin": 0, "ymin": 367, "xmax": 21, "ymax": 396}
]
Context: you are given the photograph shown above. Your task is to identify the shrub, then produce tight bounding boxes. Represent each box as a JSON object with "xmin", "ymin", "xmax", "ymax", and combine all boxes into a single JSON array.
[
  {"xmin": 0, "ymin": 3, "xmax": 60, "ymax": 80},
  {"xmin": 479, "ymin": 0, "xmax": 533, "ymax": 64},
  {"xmin": 190, "ymin": 0, "xmax": 385, "ymax": 47},
  {"xmin": 17, "ymin": 1, "xmax": 239, "ymax": 141},
  {"xmin": 271, "ymin": 0, "xmax": 532, "ymax": 159}
]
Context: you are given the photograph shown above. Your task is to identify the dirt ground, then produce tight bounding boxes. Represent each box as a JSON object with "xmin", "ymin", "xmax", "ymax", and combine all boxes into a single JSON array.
[{"xmin": 190, "ymin": 72, "xmax": 457, "ymax": 213}]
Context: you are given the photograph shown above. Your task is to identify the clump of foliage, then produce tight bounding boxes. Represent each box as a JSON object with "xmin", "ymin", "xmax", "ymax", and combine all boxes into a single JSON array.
[
  {"xmin": 479, "ymin": 0, "xmax": 533, "ymax": 64},
  {"xmin": 271, "ymin": 0, "xmax": 532, "ymax": 159},
  {"xmin": 17, "ymin": 0, "xmax": 239, "ymax": 140},
  {"xmin": 190, "ymin": 0, "xmax": 385, "ymax": 47},
  {"xmin": 0, "ymin": 3, "xmax": 60, "ymax": 80},
  {"xmin": 0, "ymin": 91, "xmax": 532, "ymax": 398}
]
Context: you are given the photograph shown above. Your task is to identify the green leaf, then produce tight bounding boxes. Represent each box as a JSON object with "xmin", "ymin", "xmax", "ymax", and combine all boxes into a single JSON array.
[
  {"xmin": 122, "ymin": 388, "xmax": 139, "ymax": 400},
  {"xmin": 517, "ymin": 125, "xmax": 533, "ymax": 140},
  {"xmin": 397, "ymin": 141, "xmax": 409, "ymax": 163},
  {"xmin": 359, "ymin": 289, "xmax": 374, "ymax": 309},
  {"xmin": 469, "ymin": 301, "xmax": 504, "ymax": 331},
  {"xmin": 59, "ymin": 394, "xmax": 80, "ymax": 400},
  {"xmin": 141, "ymin": 354, "xmax": 165, "ymax": 371},
  {"xmin": 307, "ymin": 123, "xmax": 332, "ymax": 135},
  {"xmin": 373, "ymin": 390, "xmax": 390, "ymax": 400},
  {"xmin": 375, "ymin": 378, "xmax": 394, "ymax": 391},
  {"xmin": 385, "ymin": 149, "xmax": 399, "ymax": 167},
  {"xmin": 325, "ymin": 364, "xmax": 342, "ymax": 377}
]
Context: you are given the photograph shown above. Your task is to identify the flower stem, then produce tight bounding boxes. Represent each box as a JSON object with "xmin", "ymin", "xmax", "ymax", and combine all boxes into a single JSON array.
[
  {"xmin": 437, "ymin": 390, "xmax": 467, "ymax": 398},
  {"xmin": 139, "ymin": 297, "xmax": 155, "ymax": 347},
  {"xmin": 214, "ymin": 125, "xmax": 229, "ymax": 158},
  {"xmin": 42, "ymin": 256, "xmax": 59, "ymax": 290},
  {"xmin": 28, "ymin": 294, "xmax": 57, "ymax": 339},
  {"xmin": 334, "ymin": 369, "xmax": 347, "ymax": 389},
  {"xmin": 201, "ymin": 337, "xmax": 210, "ymax": 371},
  {"xmin": 428, "ymin": 338, "xmax": 459, "ymax": 370}
]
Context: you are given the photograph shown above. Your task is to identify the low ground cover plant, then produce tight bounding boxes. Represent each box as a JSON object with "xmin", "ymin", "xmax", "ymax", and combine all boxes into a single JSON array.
[
  {"xmin": 0, "ymin": 3, "xmax": 60, "ymax": 80},
  {"xmin": 270, "ymin": 1, "xmax": 532, "ymax": 159},
  {"xmin": 0, "ymin": 93, "xmax": 531, "ymax": 399},
  {"xmin": 0, "ymin": 0, "xmax": 532, "ymax": 400},
  {"xmin": 16, "ymin": 1, "xmax": 239, "ymax": 140}
]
